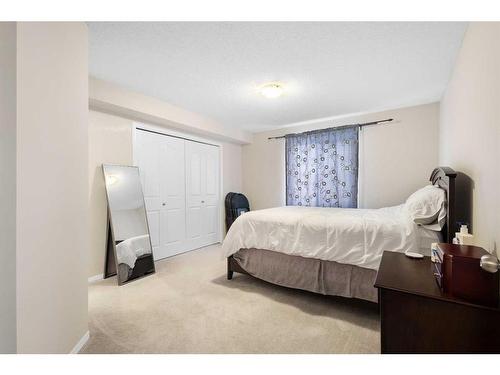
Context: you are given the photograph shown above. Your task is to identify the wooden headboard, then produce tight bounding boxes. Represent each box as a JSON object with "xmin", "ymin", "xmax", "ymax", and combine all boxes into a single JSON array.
[{"xmin": 430, "ymin": 167, "xmax": 457, "ymax": 243}]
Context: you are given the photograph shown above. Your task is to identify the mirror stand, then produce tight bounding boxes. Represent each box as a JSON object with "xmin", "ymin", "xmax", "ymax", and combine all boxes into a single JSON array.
[{"xmin": 104, "ymin": 212, "xmax": 117, "ymax": 279}]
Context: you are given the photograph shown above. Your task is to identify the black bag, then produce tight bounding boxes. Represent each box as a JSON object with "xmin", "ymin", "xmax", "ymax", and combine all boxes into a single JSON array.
[{"xmin": 225, "ymin": 192, "xmax": 250, "ymax": 231}]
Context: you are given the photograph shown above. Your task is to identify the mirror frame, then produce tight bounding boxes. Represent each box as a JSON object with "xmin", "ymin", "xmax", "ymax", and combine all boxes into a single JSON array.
[{"xmin": 102, "ymin": 164, "xmax": 156, "ymax": 285}]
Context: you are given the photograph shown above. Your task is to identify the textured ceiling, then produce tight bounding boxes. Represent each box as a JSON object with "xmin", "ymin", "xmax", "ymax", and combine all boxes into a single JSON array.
[{"xmin": 89, "ymin": 22, "xmax": 467, "ymax": 132}]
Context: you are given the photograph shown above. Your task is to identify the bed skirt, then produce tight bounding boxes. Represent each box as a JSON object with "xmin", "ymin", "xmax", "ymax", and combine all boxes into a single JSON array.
[{"xmin": 231, "ymin": 248, "xmax": 378, "ymax": 303}]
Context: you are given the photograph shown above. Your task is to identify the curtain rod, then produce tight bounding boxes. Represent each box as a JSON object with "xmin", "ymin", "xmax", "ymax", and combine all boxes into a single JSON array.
[{"xmin": 267, "ymin": 118, "xmax": 394, "ymax": 140}]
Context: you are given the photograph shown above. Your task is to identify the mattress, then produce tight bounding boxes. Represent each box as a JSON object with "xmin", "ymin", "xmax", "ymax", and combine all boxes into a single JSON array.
[{"xmin": 222, "ymin": 205, "xmax": 441, "ymax": 270}]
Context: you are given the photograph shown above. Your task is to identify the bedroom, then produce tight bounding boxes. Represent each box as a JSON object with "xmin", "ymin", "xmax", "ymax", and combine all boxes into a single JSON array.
[{"xmin": 1, "ymin": 1, "xmax": 500, "ymax": 371}]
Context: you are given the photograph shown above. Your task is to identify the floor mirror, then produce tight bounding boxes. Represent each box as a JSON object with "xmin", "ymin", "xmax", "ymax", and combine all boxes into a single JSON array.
[{"xmin": 102, "ymin": 164, "xmax": 156, "ymax": 285}]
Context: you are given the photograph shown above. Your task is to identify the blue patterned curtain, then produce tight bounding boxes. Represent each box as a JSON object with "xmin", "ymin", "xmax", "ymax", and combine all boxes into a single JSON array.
[{"xmin": 286, "ymin": 126, "xmax": 359, "ymax": 208}]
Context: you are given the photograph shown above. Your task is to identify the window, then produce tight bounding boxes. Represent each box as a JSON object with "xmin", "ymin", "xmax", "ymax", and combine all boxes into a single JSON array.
[{"xmin": 285, "ymin": 126, "xmax": 359, "ymax": 207}]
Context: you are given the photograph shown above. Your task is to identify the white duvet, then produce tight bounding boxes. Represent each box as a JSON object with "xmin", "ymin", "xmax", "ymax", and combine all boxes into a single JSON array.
[
  {"xmin": 221, "ymin": 205, "xmax": 440, "ymax": 270},
  {"xmin": 116, "ymin": 234, "xmax": 152, "ymax": 269}
]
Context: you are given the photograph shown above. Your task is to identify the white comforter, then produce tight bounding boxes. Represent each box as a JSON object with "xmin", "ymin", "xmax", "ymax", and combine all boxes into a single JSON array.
[
  {"xmin": 222, "ymin": 205, "xmax": 438, "ymax": 270},
  {"xmin": 116, "ymin": 234, "xmax": 151, "ymax": 269}
]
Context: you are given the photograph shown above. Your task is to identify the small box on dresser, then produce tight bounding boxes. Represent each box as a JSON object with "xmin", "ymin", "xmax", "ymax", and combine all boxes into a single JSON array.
[{"xmin": 433, "ymin": 243, "xmax": 499, "ymax": 307}]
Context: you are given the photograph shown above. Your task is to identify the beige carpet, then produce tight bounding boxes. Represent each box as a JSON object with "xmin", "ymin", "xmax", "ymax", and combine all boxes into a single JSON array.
[{"xmin": 82, "ymin": 244, "xmax": 380, "ymax": 354}]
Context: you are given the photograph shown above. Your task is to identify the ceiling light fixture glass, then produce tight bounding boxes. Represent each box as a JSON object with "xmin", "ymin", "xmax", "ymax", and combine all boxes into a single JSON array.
[
  {"xmin": 106, "ymin": 175, "xmax": 119, "ymax": 186},
  {"xmin": 259, "ymin": 82, "xmax": 284, "ymax": 99}
]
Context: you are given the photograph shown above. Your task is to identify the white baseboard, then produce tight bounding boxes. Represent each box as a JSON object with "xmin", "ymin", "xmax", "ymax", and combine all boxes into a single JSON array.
[
  {"xmin": 88, "ymin": 273, "xmax": 103, "ymax": 284},
  {"xmin": 70, "ymin": 331, "xmax": 89, "ymax": 354}
]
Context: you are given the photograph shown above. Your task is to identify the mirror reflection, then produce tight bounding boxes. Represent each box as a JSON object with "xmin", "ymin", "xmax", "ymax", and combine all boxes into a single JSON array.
[{"xmin": 103, "ymin": 164, "xmax": 155, "ymax": 284}]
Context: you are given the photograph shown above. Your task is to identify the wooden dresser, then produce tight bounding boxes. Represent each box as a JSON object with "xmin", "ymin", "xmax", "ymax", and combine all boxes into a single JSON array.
[{"xmin": 375, "ymin": 251, "xmax": 500, "ymax": 353}]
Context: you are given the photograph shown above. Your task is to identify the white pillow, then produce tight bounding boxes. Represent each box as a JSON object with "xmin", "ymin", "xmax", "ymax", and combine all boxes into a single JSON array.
[{"xmin": 405, "ymin": 185, "xmax": 446, "ymax": 226}]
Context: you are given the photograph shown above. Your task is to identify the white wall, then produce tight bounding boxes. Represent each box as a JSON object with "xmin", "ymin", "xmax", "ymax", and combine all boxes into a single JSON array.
[
  {"xmin": 16, "ymin": 22, "xmax": 89, "ymax": 353},
  {"xmin": 439, "ymin": 22, "xmax": 500, "ymax": 253},
  {"xmin": 0, "ymin": 22, "xmax": 17, "ymax": 354},
  {"xmin": 89, "ymin": 110, "xmax": 133, "ymax": 278},
  {"xmin": 243, "ymin": 103, "xmax": 439, "ymax": 210},
  {"xmin": 222, "ymin": 142, "xmax": 243, "ymax": 198},
  {"xmin": 88, "ymin": 110, "xmax": 242, "ymax": 278}
]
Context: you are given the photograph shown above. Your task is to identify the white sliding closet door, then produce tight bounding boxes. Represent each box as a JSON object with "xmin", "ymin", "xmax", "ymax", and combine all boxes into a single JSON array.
[
  {"xmin": 135, "ymin": 128, "xmax": 220, "ymax": 261},
  {"xmin": 136, "ymin": 130, "xmax": 187, "ymax": 260},
  {"xmin": 135, "ymin": 131, "xmax": 162, "ymax": 258},
  {"xmin": 185, "ymin": 141, "xmax": 220, "ymax": 250},
  {"xmin": 159, "ymin": 136, "xmax": 187, "ymax": 258}
]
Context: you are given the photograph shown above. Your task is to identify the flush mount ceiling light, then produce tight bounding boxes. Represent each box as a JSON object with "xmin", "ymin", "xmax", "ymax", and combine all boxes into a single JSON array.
[
  {"xmin": 258, "ymin": 82, "xmax": 284, "ymax": 99},
  {"xmin": 106, "ymin": 175, "xmax": 119, "ymax": 186}
]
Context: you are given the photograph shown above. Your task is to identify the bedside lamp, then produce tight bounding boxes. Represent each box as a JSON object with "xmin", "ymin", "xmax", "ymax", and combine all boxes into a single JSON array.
[{"xmin": 480, "ymin": 255, "xmax": 500, "ymax": 273}]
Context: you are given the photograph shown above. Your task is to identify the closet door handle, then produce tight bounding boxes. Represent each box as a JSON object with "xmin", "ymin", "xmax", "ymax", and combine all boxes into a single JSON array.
[
  {"xmin": 162, "ymin": 202, "xmax": 166, "ymax": 206},
  {"xmin": 201, "ymin": 200, "xmax": 205, "ymax": 203}
]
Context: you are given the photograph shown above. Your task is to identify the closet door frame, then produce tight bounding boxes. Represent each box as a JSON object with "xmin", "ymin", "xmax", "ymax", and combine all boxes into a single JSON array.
[{"xmin": 132, "ymin": 122, "xmax": 223, "ymax": 245}]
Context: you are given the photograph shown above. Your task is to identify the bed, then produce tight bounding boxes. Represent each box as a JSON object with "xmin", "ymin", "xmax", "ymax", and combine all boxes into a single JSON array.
[
  {"xmin": 115, "ymin": 234, "xmax": 154, "ymax": 281},
  {"xmin": 223, "ymin": 167, "xmax": 457, "ymax": 302}
]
